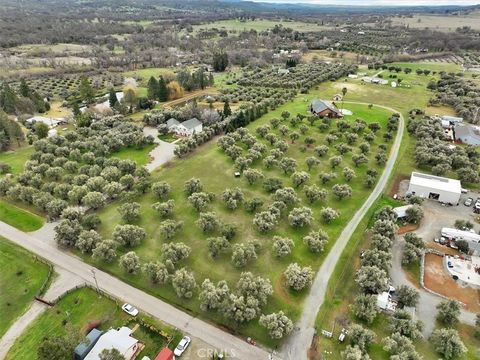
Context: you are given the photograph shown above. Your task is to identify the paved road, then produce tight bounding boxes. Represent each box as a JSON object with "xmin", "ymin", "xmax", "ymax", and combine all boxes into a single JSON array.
[
  {"xmin": 0, "ymin": 269, "xmax": 83, "ymax": 358},
  {"xmin": 0, "ymin": 221, "xmax": 277, "ymax": 360},
  {"xmin": 282, "ymin": 103, "xmax": 405, "ymax": 359},
  {"xmin": 391, "ymin": 234, "xmax": 476, "ymax": 337}
]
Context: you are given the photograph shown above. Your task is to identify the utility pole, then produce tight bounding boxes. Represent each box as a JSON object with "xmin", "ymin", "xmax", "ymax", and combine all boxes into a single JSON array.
[{"xmin": 90, "ymin": 268, "xmax": 100, "ymax": 295}]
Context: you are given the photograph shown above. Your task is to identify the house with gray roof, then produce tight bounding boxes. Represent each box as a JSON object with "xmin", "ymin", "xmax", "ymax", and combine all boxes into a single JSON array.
[
  {"xmin": 167, "ymin": 117, "xmax": 202, "ymax": 137},
  {"xmin": 74, "ymin": 328, "xmax": 103, "ymax": 360},
  {"xmin": 309, "ymin": 99, "xmax": 342, "ymax": 118}
]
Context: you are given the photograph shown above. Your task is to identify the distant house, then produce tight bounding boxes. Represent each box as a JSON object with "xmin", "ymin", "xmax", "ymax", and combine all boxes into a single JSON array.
[
  {"xmin": 278, "ymin": 68, "xmax": 290, "ymax": 75},
  {"xmin": 347, "ymin": 74, "xmax": 358, "ymax": 79},
  {"xmin": 309, "ymin": 99, "xmax": 342, "ymax": 118},
  {"xmin": 155, "ymin": 348, "xmax": 175, "ymax": 360},
  {"xmin": 25, "ymin": 116, "xmax": 66, "ymax": 128},
  {"xmin": 333, "ymin": 93, "xmax": 343, "ymax": 101},
  {"xmin": 361, "ymin": 76, "xmax": 388, "ymax": 85},
  {"xmin": 74, "ymin": 329, "xmax": 103, "ymax": 360},
  {"xmin": 84, "ymin": 326, "xmax": 141, "ymax": 360},
  {"xmin": 167, "ymin": 118, "xmax": 202, "ymax": 137},
  {"xmin": 454, "ymin": 124, "xmax": 480, "ymax": 146}
]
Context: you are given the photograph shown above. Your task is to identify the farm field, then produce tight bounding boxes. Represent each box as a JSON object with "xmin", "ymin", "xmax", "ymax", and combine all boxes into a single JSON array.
[
  {"xmin": 6, "ymin": 287, "xmax": 179, "ymax": 360},
  {"xmin": 110, "ymin": 143, "xmax": 156, "ymax": 167},
  {"xmin": 87, "ymin": 94, "xmax": 396, "ymax": 345},
  {"xmin": 390, "ymin": 12, "xmax": 480, "ymax": 32},
  {"xmin": 0, "ymin": 200, "xmax": 44, "ymax": 231},
  {"xmin": 0, "ymin": 238, "xmax": 51, "ymax": 338},
  {"xmin": 192, "ymin": 19, "xmax": 331, "ymax": 33}
]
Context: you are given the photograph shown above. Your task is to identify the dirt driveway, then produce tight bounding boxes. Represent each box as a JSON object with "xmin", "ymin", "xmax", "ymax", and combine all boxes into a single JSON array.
[{"xmin": 424, "ymin": 253, "xmax": 480, "ymax": 312}]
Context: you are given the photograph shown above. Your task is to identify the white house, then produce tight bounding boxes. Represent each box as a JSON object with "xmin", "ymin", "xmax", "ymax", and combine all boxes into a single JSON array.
[
  {"xmin": 26, "ymin": 116, "xmax": 66, "ymax": 128},
  {"xmin": 441, "ymin": 228, "xmax": 480, "ymax": 255},
  {"xmin": 348, "ymin": 74, "xmax": 358, "ymax": 79},
  {"xmin": 407, "ymin": 172, "xmax": 461, "ymax": 204},
  {"xmin": 84, "ymin": 327, "xmax": 141, "ymax": 360},
  {"xmin": 167, "ymin": 118, "xmax": 202, "ymax": 137}
]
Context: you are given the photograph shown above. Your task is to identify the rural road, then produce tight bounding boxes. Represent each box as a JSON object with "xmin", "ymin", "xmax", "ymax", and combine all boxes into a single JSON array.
[
  {"xmin": 282, "ymin": 102, "xmax": 404, "ymax": 360},
  {"xmin": 391, "ymin": 236, "xmax": 476, "ymax": 337},
  {"xmin": 0, "ymin": 221, "xmax": 278, "ymax": 360}
]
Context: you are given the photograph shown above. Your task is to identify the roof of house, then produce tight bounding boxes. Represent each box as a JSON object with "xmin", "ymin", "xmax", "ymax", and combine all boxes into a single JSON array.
[
  {"xmin": 442, "ymin": 115, "xmax": 463, "ymax": 123},
  {"xmin": 155, "ymin": 348, "xmax": 174, "ymax": 360},
  {"xmin": 310, "ymin": 99, "xmax": 340, "ymax": 114},
  {"xmin": 455, "ymin": 124, "xmax": 480, "ymax": 145},
  {"xmin": 166, "ymin": 118, "xmax": 180, "ymax": 127},
  {"xmin": 74, "ymin": 328, "xmax": 103, "ymax": 359},
  {"xmin": 84, "ymin": 327, "xmax": 138, "ymax": 360},
  {"xmin": 409, "ymin": 172, "xmax": 461, "ymax": 194},
  {"xmin": 181, "ymin": 118, "xmax": 202, "ymax": 129}
]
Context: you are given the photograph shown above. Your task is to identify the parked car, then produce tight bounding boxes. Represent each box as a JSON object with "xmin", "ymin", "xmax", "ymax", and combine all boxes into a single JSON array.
[
  {"xmin": 174, "ymin": 336, "xmax": 191, "ymax": 356},
  {"xmin": 121, "ymin": 303, "xmax": 139, "ymax": 317},
  {"xmin": 464, "ymin": 197, "xmax": 473, "ymax": 206}
]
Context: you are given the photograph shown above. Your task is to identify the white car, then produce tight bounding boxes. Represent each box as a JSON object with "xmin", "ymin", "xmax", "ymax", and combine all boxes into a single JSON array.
[
  {"xmin": 121, "ymin": 303, "xmax": 139, "ymax": 317},
  {"xmin": 174, "ymin": 336, "xmax": 191, "ymax": 356}
]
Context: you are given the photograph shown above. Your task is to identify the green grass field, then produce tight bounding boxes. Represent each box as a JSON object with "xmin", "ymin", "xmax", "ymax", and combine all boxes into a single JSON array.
[
  {"xmin": 84, "ymin": 95, "xmax": 396, "ymax": 345},
  {"xmin": 0, "ymin": 238, "xmax": 51, "ymax": 338},
  {"xmin": 110, "ymin": 143, "xmax": 156, "ymax": 167},
  {"xmin": 6, "ymin": 287, "xmax": 176, "ymax": 360},
  {"xmin": 0, "ymin": 146, "xmax": 34, "ymax": 175},
  {"xmin": 0, "ymin": 200, "xmax": 44, "ymax": 231},
  {"xmin": 122, "ymin": 68, "xmax": 175, "ymax": 86}
]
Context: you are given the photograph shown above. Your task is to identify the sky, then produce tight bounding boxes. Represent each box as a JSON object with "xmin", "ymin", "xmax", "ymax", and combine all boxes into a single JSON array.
[{"xmin": 248, "ymin": 0, "xmax": 479, "ymax": 6}]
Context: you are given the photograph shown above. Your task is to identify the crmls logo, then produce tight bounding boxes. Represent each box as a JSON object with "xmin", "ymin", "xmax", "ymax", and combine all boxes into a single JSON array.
[{"xmin": 196, "ymin": 348, "xmax": 237, "ymax": 358}]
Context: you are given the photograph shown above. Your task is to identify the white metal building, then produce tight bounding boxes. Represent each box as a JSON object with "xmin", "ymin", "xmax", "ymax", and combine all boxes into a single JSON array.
[{"xmin": 407, "ymin": 172, "xmax": 461, "ymax": 204}]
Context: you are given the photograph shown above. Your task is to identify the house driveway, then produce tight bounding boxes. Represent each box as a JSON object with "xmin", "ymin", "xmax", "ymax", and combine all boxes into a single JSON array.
[{"xmin": 143, "ymin": 126, "xmax": 176, "ymax": 172}]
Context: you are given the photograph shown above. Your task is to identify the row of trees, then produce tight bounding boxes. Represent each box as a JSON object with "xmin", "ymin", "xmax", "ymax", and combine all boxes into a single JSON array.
[{"xmin": 0, "ymin": 80, "xmax": 50, "ymax": 115}]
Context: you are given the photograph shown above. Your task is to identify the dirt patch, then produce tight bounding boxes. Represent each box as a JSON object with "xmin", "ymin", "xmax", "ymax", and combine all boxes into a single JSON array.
[
  {"xmin": 426, "ymin": 243, "xmax": 460, "ymax": 256},
  {"xmin": 424, "ymin": 253, "xmax": 480, "ymax": 312},
  {"xmin": 274, "ymin": 274, "xmax": 295, "ymax": 306},
  {"xmin": 398, "ymin": 224, "xmax": 419, "ymax": 235},
  {"xmin": 389, "ymin": 175, "xmax": 409, "ymax": 196}
]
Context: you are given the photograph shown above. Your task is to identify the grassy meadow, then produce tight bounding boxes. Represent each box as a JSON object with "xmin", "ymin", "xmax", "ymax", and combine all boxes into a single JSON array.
[
  {"xmin": 0, "ymin": 200, "xmax": 44, "ymax": 231},
  {"xmin": 0, "ymin": 238, "xmax": 51, "ymax": 338}
]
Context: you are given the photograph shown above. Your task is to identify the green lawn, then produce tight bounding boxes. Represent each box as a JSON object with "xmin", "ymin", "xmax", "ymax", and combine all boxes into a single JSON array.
[
  {"xmin": 84, "ymin": 96, "xmax": 396, "ymax": 346},
  {"xmin": 6, "ymin": 287, "xmax": 178, "ymax": 360},
  {"xmin": 0, "ymin": 238, "xmax": 51, "ymax": 338},
  {"xmin": 0, "ymin": 146, "xmax": 34, "ymax": 175},
  {"xmin": 0, "ymin": 200, "xmax": 44, "ymax": 231},
  {"xmin": 122, "ymin": 68, "xmax": 175, "ymax": 86},
  {"xmin": 110, "ymin": 143, "xmax": 156, "ymax": 167}
]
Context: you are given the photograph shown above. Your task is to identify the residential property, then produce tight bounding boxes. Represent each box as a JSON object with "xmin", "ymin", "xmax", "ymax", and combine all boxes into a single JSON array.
[
  {"xmin": 332, "ymin": 93, "xmax": 343, "ymax": 101},
  {"xmin": 441, "ymin": 227, "xmax": 480, "ymax": 255},
  {"xmin": 407, "ymin": 172, "xmax": 461, "ymax": 204},
  {"xmin": 309, "ymin": 99, "xmax": 342, "ymax": 118},
  {"xmin": 361, "ymin": 76, "xmax": 388, "ymax": 85},
  {"xmin": 454, "ymin": 124, "xmax": 480, "ymax": 146},
  {"xmin": 155, "ymin": 348, "xmax": 175, "ymax": 360},
  {"xmin": 25, "ymin": 116, "xmax": 66, "ymax": 128},
  {"xmin": 84, "ymin": 326, "xmax": 142, "ymax": 360},
  {"xmin": 347, "ymin": 74, "xmax": 358, "ymax": 79},
  {"xmin": 167, "ymin": 118, "xmax": 203, "ymax": 137}
]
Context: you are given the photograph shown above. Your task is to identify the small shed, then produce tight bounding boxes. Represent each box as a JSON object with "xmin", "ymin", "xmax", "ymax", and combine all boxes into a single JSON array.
[
  {"xmin": 407, "ymin": 172, "xmax": 461, "ymax": 204},
  {"xmin": 392, "ymin": 205, "xmax": 413, "ymax": 219}
]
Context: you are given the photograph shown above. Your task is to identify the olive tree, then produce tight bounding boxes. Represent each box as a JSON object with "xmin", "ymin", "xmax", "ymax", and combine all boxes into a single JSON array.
[
  {"xmin": 196, "ymin": 212, "xmax": 220, "ymax": 232},
  {"xmin": 117, "ymin": 202, "xmax": 140, "ymax": 223},
  {"xmin": 76, "ymin": 230, "xmax": 101, "ymax": 254},
  {"xmin": 284, "ymin": 263, "xmax": 313, "ymax": 291},
  {"xmin": 207, "ymin": 236, "xmax": 230, "ymax": 258},
  {"xmin": 288, "ymin": 207, "xmax": 313, "ymax": 228},
  {"xmin": 92, "ymin": 240, "xmax": 117, "ymax": 263},
  {"xmin": 332, "ymin": 184, "xmax": 353, "ymax": 200},
  {"xmin": 436, "ymin": 300, "xmax": 461, "ymax": 326},
  {"xmin": 304, "ymin": 185, "xmax": 327, "ymax": 204},
  {"xmin": 172, "ymin": 268, "xmax": 197, "ymax": 299},
  {"xmin": 151, "ymin": 181, "xmax": 171, "ymax": 199},
  {"xmin": 113, "ymin": 224, "xmax": 146, "ymax": 247},
  {"xmin": 355, "ymin": 265, "xmax": 388, "ymax": 294},
  {"xmin": 184, "ymin": 177, "xmax": 203, "ymax": 195},
  {"xmin": 431, "ymin": 328, "xmax": 467, "ymax": 360},
  {"xmin": 272, "ymin": 236, "xmax": 295, "ymax": 257},
  {"xmin": 162, "ymin": 242, "xmax": 191, "ymax": 264},
  {"xmin": 243, "ymin": 168, "xmax": 264, "ymax": 185},
  {"xmin": 303, "ymin": 230, "xmax": 328, "ymax": 253},
  {"xmin": 320, "ymin": 207, "xmax": 339, "ymax": 223},
  {"xmin": 159, "ymin": 219, "xmax": 183, "ymax": 240},
  {"xmin": 396, "ymin": 285, "xmax": 420, "ymax": 307},
  {"xmin": 152, "ymin": 200, "xmax": 175, "ymax": 218},
  {"xmin": 199, "ymin": 279, "xmax": 230, "ymax": 311},
  {"xmin": 291, "ymin": 171, "xmax": 310, "ymax": 188},
  {"xmin": 142, "ymin": 261, "xmax": 169, "ymax": 284},
  {"xmin": 349, "ymin": 324, "xmax": 375, "ymax": 352},
  {"xmin": 231, "ymin": 241, "xmax": 259, "ymax": 268},
  {"xmin": 259, "ymin": 311, "xmax": 293, "ymax": 339},
  {"xmin": 119, "ymin": 251, "xmax": 140, "ymax": 274},
  {"xmin": 353, "ymin": 294, "xmax": 378, "ymax": 324}
]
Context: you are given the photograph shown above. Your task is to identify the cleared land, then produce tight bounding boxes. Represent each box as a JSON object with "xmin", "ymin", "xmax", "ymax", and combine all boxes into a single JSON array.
[
  {"xmin": 111, "ymin": 143, "xmax": 156, "ymax": 167},
  {"xmin": 0, "ymin": 146, "xmax": 34, "ymax": 175},
  {"xmin": 89, "ymin": 97, "xmax": 394, "ymax": 345},
  {"xmin": 6, "ymin": 287, "xmax": 178, "ymax": 360},
  {"xmin": 0, "ymin": 238, "xmax": 50, "ymax": 338},
  {"xmin": 390, "ymin": 12, "xmax": 480, "ymax": 32},
  {"xmin": 0, "ymin": 200, "xmax": 44, "ymax": 232}
]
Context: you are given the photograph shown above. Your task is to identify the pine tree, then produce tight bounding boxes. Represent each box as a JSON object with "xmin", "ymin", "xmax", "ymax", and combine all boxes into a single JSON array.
[
  {"xmin": 223, "ymin": 99, "xmax": 232, "ymax": 117},
  {"xmin": 147, "ymin": 76, "xmax": 159, "ymax": 100},
  {"xmin": 72, "ymin": 102, "xmax": 80, "ymax": 116},
  {"xmin": 19, "ymin": 78, "xmax": 31, "ymax": 97},
  {"xmin": 79, "ymin": 76, "xmax": 94, "ymax": 104},
  {"xmin": 109, "ymin": 88, "xmax": 118, "ymax": 108},
  {"xmin": 158, "ymin": 76, "xmax": 168, "ymax": 102},
  {"xmin": 0, "ymin": 83, "xmax": 17, "ymax": 114}
]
